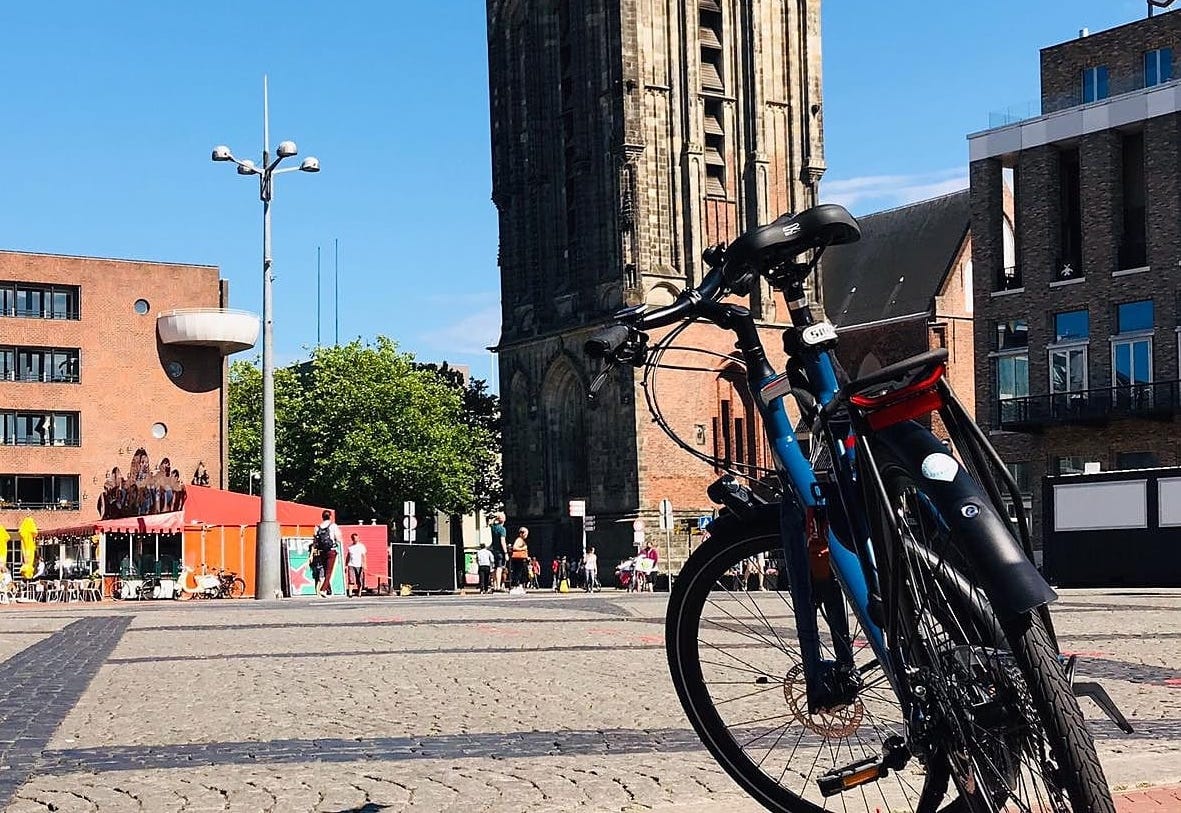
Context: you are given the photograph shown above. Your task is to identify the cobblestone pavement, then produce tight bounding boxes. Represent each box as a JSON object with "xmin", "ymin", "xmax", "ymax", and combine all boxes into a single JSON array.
[{"xmin": 0, "ymin": 589, "xmax": 1177, "ymax": 812}]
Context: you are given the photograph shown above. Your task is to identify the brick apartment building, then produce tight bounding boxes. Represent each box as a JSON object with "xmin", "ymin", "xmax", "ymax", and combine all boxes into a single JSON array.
[
  {"xmin": 487, "ymin": 0, "xmax": 824, "ymax": 565},
  {"xmin": 0, "ymin": 251, "xmax": 257, "ymax": 559},
  {"xmin": 968, "ymin": 9, "xmax": 1181, "ymax": 544},
  {"xmin": 822, "ymin": 189, "xmax": 976, "ymax": 433}
]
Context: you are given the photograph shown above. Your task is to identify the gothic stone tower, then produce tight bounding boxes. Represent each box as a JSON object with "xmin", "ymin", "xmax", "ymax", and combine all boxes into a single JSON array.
[{"xmin": 488, "ymin": 0, "xmax": 825, "ymax": 566}]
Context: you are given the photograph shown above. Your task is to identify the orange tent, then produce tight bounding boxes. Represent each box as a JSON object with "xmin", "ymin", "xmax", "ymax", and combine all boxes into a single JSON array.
[{"xmin": 40, "ymin": 487, "xmax": 333, "ymax": 597}]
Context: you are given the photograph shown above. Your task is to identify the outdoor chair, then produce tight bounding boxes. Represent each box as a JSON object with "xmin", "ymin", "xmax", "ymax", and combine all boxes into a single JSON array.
[{"xmin": 81, "ymin": 578, "xmax": 103, "ymax": 602}]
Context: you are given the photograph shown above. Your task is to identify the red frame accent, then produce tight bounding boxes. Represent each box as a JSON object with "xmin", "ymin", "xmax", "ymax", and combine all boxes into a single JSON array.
[{"xmin": 849, "ymin": 363, "xmax": 947, "ymax": 431}]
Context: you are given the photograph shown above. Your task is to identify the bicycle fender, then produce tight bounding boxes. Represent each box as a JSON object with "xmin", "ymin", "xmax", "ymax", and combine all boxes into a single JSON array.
[{"xmin": 872, "ymin": 421, "xmax": 1057, "ymax": 616}]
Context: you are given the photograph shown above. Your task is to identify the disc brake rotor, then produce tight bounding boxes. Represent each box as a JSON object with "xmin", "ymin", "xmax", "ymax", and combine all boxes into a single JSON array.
[{"xmin": 782, "ymin": 664, "xmax": 865, "ymax": 738}]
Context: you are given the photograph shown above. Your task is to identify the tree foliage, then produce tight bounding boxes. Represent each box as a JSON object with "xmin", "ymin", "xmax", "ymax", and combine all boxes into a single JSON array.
[{"xmin": 228, "ymin": 338, "xmax": 500, "ymax": 523}]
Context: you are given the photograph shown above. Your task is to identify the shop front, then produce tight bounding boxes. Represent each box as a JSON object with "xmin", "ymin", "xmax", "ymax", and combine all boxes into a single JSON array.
[{"xmin": 40, "ymin": 486, "xmax": 332, "ymax": 598}]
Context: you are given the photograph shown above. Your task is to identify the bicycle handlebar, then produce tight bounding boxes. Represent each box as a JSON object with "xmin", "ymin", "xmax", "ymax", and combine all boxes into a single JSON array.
[{"xmin": 584, "ymin": 266, "xmax": 728, "ymax": 363}]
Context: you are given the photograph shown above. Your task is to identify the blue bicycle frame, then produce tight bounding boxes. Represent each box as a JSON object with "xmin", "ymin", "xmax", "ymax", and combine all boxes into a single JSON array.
[{"xmin": 736, "ymin": 300, "xmax": 895, "ymax": 702}]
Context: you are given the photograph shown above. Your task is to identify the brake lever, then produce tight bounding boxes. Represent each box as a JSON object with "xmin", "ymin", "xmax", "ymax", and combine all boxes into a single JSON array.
[{"xmin": 588, "ymin": 362, "xmax": 616, "ymax": 402}]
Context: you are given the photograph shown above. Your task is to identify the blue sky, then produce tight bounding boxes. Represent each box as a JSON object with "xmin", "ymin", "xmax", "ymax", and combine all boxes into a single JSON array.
[{"xmin": 0, "ymin": 1, "xmax": 1157, "ymax": 387}]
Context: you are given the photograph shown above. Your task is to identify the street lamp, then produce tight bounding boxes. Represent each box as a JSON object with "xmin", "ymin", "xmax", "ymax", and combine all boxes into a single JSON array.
[
  {"xmin": 212, "ymin": 77, "xmax": 320, "ymax": 601},
  {"xmin": 248, "ymin": 470, "xmax": 261, "ymax": 496}
]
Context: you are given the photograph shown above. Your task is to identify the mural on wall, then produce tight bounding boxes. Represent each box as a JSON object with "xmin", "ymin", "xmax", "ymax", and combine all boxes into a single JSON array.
[{"xmin": 98, "ymin": 448, "xmax": 188, "ymax": 519}]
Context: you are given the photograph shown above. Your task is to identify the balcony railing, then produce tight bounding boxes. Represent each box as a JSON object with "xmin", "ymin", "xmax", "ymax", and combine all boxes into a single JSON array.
[
  {"xmin": 998, "ymin": 381, "xmax": 1181, "ymax": 430},
  {"xmin": 2, "ymin": 306, "xmax": 81, "ymax": 321},
  {"xmin": 1, "ymin": 371, "xmax": 80, "ymax": 383},
  {"xmin": 0, "ymin": 499, "xmax": 80, "ymax": 511},
  {"xmin": 3, "ymin": 437, "xmax": 81, "ymax": 447}
]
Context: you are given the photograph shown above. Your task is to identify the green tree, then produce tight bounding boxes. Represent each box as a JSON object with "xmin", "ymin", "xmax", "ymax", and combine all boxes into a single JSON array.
[
  {"xmin": 228, "ymin": 338, "xmax": 497, "ymax": 524},
  {"xmin": 415, "ymin": 361, "xmax": 502, "ymax": 513}
]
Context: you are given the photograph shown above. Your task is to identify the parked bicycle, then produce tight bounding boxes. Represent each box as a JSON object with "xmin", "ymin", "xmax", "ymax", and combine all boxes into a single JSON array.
[
  {"xmin": 178, "ymin": 565, "xmax": 246, "ymax": 599},
  {"xmin": 584, "ymin": 203, "xmax": 1127, "ymax": 812}
]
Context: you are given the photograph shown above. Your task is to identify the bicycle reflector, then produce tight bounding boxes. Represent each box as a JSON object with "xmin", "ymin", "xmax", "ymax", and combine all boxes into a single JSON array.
[{"xmin": 847, "ymin": 363, "xmax": 946, "ymax": 431}]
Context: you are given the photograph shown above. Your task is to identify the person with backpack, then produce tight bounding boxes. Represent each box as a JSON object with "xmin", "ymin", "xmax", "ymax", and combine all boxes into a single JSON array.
[{"xmin": 312, "ymin": 510, "xmax": 342, "ymax": 597}]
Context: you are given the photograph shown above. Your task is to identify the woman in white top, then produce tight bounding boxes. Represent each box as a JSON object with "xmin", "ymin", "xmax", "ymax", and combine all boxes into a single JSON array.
[{"xmin": 582, "ymin": 547, "xmax": 599, "ymax": 591}]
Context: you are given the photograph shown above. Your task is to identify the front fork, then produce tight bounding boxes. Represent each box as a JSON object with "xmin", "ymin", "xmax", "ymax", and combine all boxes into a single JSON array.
[{"xmin": 778, "ymin": 490, "xmax": 860, "ymax": 712}]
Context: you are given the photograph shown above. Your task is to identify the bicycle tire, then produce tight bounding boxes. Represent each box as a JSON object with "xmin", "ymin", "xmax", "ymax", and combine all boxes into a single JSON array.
[
  {"xmin": 874, "ymin": 445, "xmax": 1114, "ymax": 812},
  {"xmin": 667, "ymin": 512, "xmax": 943, "ymax": 812},
  {"xmin": 229, "ymin": 577, "xmax": 247, "ymax": 599}
]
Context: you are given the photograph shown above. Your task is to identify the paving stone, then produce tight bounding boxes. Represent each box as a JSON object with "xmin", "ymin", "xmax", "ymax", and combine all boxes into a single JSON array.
[{"xmin": 0, "ymin": 590, "xmax": 1178, "ymax": 811}]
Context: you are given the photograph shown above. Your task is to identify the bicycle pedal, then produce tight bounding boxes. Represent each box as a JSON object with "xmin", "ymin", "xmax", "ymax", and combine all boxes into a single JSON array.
[{"xmin": 816, "ymin": 737, "xmax": 909, "ymax": 797}]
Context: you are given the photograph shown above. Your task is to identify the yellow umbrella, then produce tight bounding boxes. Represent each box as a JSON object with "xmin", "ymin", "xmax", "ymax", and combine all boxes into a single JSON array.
[{"xmin": 18, "ymin": 517, "xmax": 37, "ymax": 579}]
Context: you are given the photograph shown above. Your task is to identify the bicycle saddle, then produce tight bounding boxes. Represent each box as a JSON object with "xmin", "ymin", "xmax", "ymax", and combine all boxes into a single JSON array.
[{"xmin": 726, "ymin": 204, "xmax": 861, "ymax": 270}]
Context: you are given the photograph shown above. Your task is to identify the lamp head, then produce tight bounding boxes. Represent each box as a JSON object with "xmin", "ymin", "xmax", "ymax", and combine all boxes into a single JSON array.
[
  {"xmin": 236, "ymin": 159, "xmax": 257, "ymax": 175},
  {"xmin": 276, "ymin": 140, "xmax": 298, "ymax": 158},
  {"xmin": 211, "ymin": 145, "xmax": 233, "ymax": 162},
  {"xmin": 299, "ymin": 156, "xmax": 320, "ymax": 173}
]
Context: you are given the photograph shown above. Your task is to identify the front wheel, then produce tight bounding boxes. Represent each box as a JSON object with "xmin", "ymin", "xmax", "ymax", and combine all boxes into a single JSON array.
[
  {"xmin": 667, "ymin": 512, "xmax": 938, "ymax": 812},
  {"xmin": 228, "ymin": 577, "xmax": 247, "ymax": 599}
]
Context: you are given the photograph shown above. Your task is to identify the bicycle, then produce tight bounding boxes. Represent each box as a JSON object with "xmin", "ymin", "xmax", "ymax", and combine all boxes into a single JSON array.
[{"xmin": 583, "ymin": 203, "xmax": 1126, "ymax": 812}]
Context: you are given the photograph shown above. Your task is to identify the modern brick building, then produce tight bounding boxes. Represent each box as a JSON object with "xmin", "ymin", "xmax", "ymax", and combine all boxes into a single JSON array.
[
  {"xmin": 0, "ymin": 250, "xmax": 257, "ymax": 558},
  {"xmin": 486, "ymin": 0, "xmax": 824, "ymax": 565},
  {"xmin": 822, "ymin": 190, "xmax": 976, "ymax": 436},
  {"xmin": 968, "ymin": 9, "xmax": 1181, "ymax": 545}
]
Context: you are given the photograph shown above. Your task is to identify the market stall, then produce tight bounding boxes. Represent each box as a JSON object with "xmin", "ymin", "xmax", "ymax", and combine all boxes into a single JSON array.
[{"xmin": 39, "ymin": 486, "xmax": 332, "ymax": 598}]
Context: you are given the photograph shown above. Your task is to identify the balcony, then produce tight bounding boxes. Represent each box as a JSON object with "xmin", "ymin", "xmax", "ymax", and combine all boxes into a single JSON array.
[
  {"xmin": 970, "ymin": 77, "xmax": 1181, "ymax": 162},
  {"xmin": 157, "ymin": 308, "xmax": 259, "ymax": 355},
  {"xmin": 998, "ymin": 381, "xmax": 1181, "ymax": 431}
]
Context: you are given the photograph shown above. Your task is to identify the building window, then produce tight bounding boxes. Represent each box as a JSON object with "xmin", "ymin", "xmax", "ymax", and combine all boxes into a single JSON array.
[
  {"xmin": 1057, "ymin": 148, "xmax": 1081, "ymax": 279},
  {"xmin": 1117, "ymin": 299, "xmax": 1154, "ymax": 333},
  {"xmin": 1113, "ymin": 300, "xmax": 1154, "ymax": 404},
  {"xmin": 1050, "ymin": 309, "xmax": 1089, "ymax": 395},
  {"xmin": 0, "ymin": 283, "xmax": 80, "ymax": 320},
  {"xmin": 1116, "ymin": 451, "xmax": 1159, "ymax": 470},
  {"xmin": 1054, "ymin": 310, "xmax": 1089, "ymax": 342},
  {"xmin": 995, "ymin": 353, "xmax": 1029, "ymax": 427},
  {"xmin": 704, "ymin": 99, "xmax": 727, "ymax": 198},
  {"xmin": 3, "ymin": 346, "xmax": 80, "ymax": 382},
  {"xmin": 996, "ymin": 319, "xmax": 1028, "ymax": 350},
  {"xmin": 699, "ymin": 1, "xmax": 724, "ymax": 93},
  {"xmin": 1003, "ymin": 461, "xmax": 1033, "ymax": 528},
  {"xmin": 1145, "ymin": 47, "xmax": 1173, "ymax": 88},
  {"xmin": 1055, "ymin": 456, "xmax": 1086, "ymax": 475},
  {"xmin": 1082, "ymin": 65, "xmax": 1109, "ymax": 103},
  {"xmin": 1121, "ymin": 132, "xmax": 1147, "ymax": 269},
  {"xmin": 999, "ymin": 216, "xmax": 1020, "ymax": 289},
  {"xmin": 0, "ymin": 474, "xmax": 80, "ymax": 510},
  {"xmin": 1, "ymin": 411, "xmax": 80, "ymax": 447},
  {"xmin": 997, "ymin": 355, "xmax": 1029, "ymax": 400},
  {"xmin": 1050, "ymin": 347, "xmax": 1087, "ymax": 394}
]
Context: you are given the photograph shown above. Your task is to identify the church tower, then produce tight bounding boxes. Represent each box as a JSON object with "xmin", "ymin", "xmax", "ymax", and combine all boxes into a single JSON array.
[{"xmin": 488, "ymin": 0, "xmax": 825, "ymax": 563}]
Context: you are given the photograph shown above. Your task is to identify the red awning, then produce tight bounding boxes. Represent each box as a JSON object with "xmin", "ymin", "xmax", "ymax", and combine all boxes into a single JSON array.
[
  {"xmin": 37, "ymin": 487, "xmax": 330, "ymax": 539},
  {"xmin": 39, "ymin": 511, "xmax": 186, "ymax": 539}
]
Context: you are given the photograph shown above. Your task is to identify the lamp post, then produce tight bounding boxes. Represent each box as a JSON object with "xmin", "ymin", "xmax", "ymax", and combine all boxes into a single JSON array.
[{"xmin": 212, "ymin": 77, "xmax": 319, "ymax": 600}]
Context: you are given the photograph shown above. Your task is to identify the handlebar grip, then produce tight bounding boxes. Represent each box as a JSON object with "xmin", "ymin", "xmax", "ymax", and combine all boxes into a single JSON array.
[{"xmin": 584, "ymin": 325, "xmax": 633, "ymax": 359}]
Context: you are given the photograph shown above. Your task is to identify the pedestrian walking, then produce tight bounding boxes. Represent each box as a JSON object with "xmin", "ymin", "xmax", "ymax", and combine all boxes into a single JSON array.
[
  {"xmin": 346, "ymin": 533, "xmax": 367, "ymax": 597},
  {"xmin": 551, "ymin": 557, "xmax": 561, "ymax": 591},
  {"xmin": 583, "ymin": 546, "xmax": 599, "ymax": 591},
  {"xmin": 475, "ymin": 542, "xmax": 495, "ymax": 594},
  {"xmin": 509, "ymin": 527, "xmax": 530, "ymax": 595},
  {"xmin": 312, "ymin": 510, "xmax": 342, "ymax": 597},
  {"xmin": 529, "ymin": 556, "xmax": 541, "ymax": 590},
  {"xmin": 490, "ymin": 513, "xmax": 508, "ymax": 591},
  {"xmin": 556, "ymin": 556, "xmax": 570, "ymax": 593}
]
